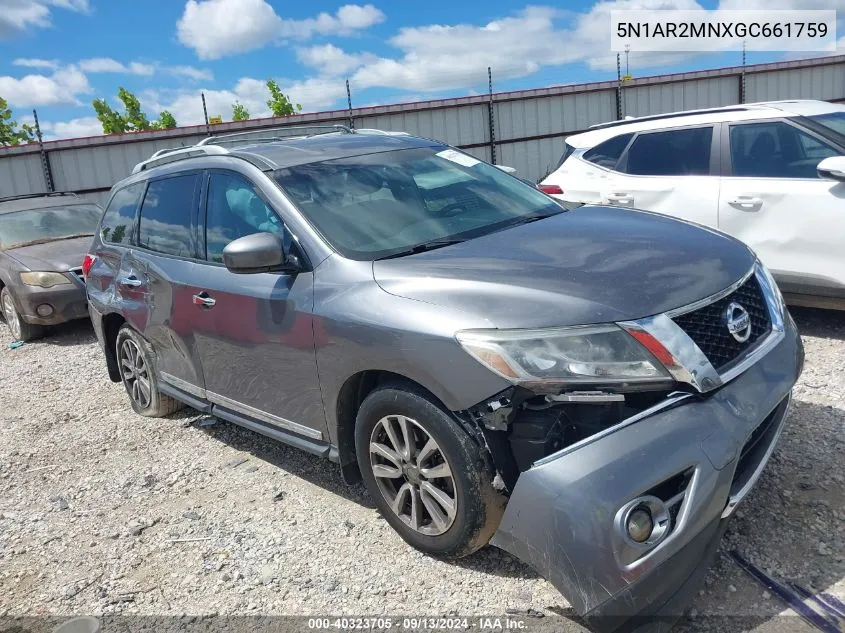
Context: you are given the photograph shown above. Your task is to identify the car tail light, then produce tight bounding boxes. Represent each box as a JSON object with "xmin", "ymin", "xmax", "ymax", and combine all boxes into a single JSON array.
[
  {"xmin": 538, "ymin": 184, "xmax": 564, "ymax": 195},
  {"xmin": 82, "ymin": 254, "xmax": 96, "ymax": 278}
]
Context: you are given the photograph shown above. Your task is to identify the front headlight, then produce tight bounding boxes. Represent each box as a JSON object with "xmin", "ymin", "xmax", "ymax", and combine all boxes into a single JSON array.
[
  {"xmin": 456, "ymin": 324, "xmax": 672, "ymax": 386},
  {"xmin": 756, "ymin": 260, "xmax": 786, "ymax": 317},
  {"xmin": 20, "ymin": 272, "xmax": 72, "ymax": 288}
]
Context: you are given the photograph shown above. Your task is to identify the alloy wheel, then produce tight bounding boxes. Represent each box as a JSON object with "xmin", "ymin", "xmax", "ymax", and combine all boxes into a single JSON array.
[
  {"xmin": 119, "ymin": 339, "xmax": 152, "ymax": 409},
  {"xmin": 1, "ymin": 291, "xmax": 22, "ymax": 341},
  {"xmin": 369, "ymin": 414, "xmax": 457, "ymax": 536}
]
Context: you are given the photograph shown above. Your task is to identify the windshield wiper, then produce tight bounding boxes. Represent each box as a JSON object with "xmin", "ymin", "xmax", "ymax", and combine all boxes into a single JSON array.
[
  {"xmin": 5, "ymin": 233, "xmax": 95, "ymax": 249},
  {"xmin": 379, "ymin": 238, "xmax": 466, "ymax": 260}
]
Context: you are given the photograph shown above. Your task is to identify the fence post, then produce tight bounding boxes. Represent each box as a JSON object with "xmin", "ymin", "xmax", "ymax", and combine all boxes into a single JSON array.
[
  {"xmin": 201, "ymin": 92, "xmax": 210, "ymax": 135},
  {"xmin": 32, "ymin": 109, "xmax": 54, "ymax": 193},
  {"xmin": 616, "ymin": 53, "xmax": 624, "ymax": 120},
  {"xmin": 739, "ymin": 41, "xmax": 747, "ymax": 104},
  {"xmin": 487, "ymin": 67, "xmax": 497, "ymax": 165},
  {"xmin": 346, "ymin": 79, "xmax": 354, "ymax": 129}
]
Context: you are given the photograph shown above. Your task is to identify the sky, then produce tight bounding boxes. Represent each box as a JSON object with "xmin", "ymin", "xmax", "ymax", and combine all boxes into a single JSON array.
[{"xmin": 1, "ymin": 0, "xmax": 843, "ymax": 140}]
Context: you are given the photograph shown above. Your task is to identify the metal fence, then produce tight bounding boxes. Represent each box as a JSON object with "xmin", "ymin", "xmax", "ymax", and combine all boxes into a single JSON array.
[{"xmin": 2, "ymin": 54, "xmax": 845, "ymax": 202}]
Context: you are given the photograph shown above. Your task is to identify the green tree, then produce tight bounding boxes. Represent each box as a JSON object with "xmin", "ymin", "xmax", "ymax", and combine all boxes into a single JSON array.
[
  {"xmin": 232, "ymin": 101, "xmax": 250, "ymax": 121},
  {"xmin": 92, "ymin": 88, "xmax": 177, "ymax": 134},
  {"xmin": 266, "ymin": 80, "xmax": 302, "ymax": 117},
  {"xmin": 0, "ymin": 97, "xmax": 36, "ymax": 146}
]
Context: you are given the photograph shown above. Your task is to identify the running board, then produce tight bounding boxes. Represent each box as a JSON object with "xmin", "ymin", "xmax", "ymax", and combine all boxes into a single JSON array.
[{"xmin": 212, "ymin": 405, "xmax": 331, "ymax": 458}]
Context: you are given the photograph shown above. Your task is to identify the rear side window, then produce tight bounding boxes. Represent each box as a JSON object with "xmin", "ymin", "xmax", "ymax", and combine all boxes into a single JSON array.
[
  {"xmin": 582, "ymin": 133, "xmax": 633, "ymax": 169},
  {"xmin": 100, "ymin": 182, "xmax": 144, "ymax": 245},
  {"xmin": 625, "ymin": 127, "xmax": 713, "ymax": 176},
  {"xmin": 138, "ymin": 174, "xmax": 199, "ymax": 257}
]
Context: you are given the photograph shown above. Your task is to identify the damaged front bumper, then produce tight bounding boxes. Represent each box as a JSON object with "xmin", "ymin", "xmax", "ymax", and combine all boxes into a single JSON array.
[{"xmin": 490, "ymin": 313, "xmax": 803, "ymax": 633}]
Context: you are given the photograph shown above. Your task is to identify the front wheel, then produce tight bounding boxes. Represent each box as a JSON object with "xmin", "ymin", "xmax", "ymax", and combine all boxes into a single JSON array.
[
  {"xmin": 1, "ymin": 287, "xmax": 42, "ymax": 342},
  {"xmin": 355, "ymin": 384, "xmax": 504, "ymax": 559}
]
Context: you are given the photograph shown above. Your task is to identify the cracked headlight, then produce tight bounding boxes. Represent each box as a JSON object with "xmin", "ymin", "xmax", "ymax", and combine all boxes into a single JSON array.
[
  {"xmin": 20, "ymin": 272, "xmax": 72, "ymax": 288},
  {"xmin": 456, "ymin": 324, "xmax": 672, "ymax": 386}
]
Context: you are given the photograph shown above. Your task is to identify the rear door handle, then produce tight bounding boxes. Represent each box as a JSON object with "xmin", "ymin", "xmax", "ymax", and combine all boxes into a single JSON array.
[
  {"xmin": 727, "ymin": 196, "xmax": 763, "ymax": 210},
  {"xmin": 192, "ymin": 292, "xmax": 216, "ymax": 308},
  {"xmin": 119, "ymin": 275, "xmax": 144, "ymax": 288},
  {"xmin": 605, "ymin": 192, "xmax": 634, "ymax": 205}
]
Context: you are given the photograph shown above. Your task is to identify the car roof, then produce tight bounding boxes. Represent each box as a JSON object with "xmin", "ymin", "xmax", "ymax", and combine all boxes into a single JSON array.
[
  {"xmin": 131, "ymin": 129, "xmax": 444, "ymax": 181},
  {"xmin": 0, "ymin": 193, "xmax": 97, "ymax": 215},
  {"xmin": 565, "ymin": 100, "xmax": 845, "ymax": 149}
]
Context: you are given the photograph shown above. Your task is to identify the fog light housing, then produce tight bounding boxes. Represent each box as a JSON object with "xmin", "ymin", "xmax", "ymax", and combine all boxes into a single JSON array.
[
  {"xmin": 36, "ymin": 304, "xmax": 54, "ymax": 317},
  {"xmin": 626, "ymin": 508, "xmax": 654, "ymax": 543}
]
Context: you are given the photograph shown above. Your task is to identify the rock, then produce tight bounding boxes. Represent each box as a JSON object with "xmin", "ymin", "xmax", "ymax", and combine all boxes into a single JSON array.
[
  {"xmin": 728, "ymin": 585, "xmax": 737, "ymax": 593},
  {"xmin": 50, "ymin": 496, "xmax": 69, "ymax": 511},
  {"xmin": 183, "ymin": 511, "xmax": 201, "ymax": 521},
  {"xmin": 260, "ymin": 565, "xmax": 275, "ymax": 585}
]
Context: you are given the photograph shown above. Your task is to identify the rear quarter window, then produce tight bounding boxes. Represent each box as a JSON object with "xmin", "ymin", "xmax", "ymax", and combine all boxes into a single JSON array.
[
  {"xmin": 582, "ymin": 133, "xmax": 634, "ymax": 170},
  {"xmin": 100, "ymin": 182, "xmax": 145, "ymax": 245}
]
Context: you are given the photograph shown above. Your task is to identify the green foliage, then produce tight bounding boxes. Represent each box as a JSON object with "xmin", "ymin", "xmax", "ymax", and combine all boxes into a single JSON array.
[
  {"xmin": 266, "ymin": 80, "xmax": 302, "ymax": 117},
  {"xmin": 0, "ymin": 97, "xmax": 36, "ymax": 146},
  {"xmin": 232, "ymin": 101, "xmax": 250, "ymax": 121},
  {"xmin": 92, "ymin": 88, "xmax": 177, "ymax": 134}
]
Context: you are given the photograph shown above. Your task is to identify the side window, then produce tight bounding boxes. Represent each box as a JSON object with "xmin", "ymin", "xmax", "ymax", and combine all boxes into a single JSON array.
[
  {"xmin": 582, "ymin": 133, "xmax": 633, "ymax": 170},
  {"xmin": 138, "ymin": 174, "xmax": 199, "ymax": 257},
  {"xmin": 625, "ymin": 127, "xmax": 713, "ymax": 176},
  {"xmin": 730, "ymin": 122, "xmax": 839, "ymax": 178},
  {"xmin": 100, "ymin": 182, "xmax": 144, "ymax": 245},
  {"xmin": 205, "ymin": 172, "xmax": 285, "ymax": 264}
]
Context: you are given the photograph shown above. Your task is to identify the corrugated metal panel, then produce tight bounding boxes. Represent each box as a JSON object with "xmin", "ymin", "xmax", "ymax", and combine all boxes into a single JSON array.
[
  {"xmin": 746, "ymin": 63, "xmax": 845, "ymax": 102},
  {"xmin": 496, "ymin": 90, "xmax": 616, "ymax": 140},
  {"xmin": 498, "ymin": 138, "xmax": 565, "ymax": 182},
  {"xmin": 357, "ymin": 104, "xmax": 489, "ymax": 146},
  {"xmin": 0, "ymin": 153, "xmax": 46, "ymax": 196},
  {"xmin": 623, "ymin": 77, "xmax": 740, "ymax": 118}
]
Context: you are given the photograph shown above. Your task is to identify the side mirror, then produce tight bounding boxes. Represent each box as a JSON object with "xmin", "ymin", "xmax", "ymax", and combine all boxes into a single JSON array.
[
  {"xmin": 495, "ymin": 165, "xmax": 518, "ymax": 175},
  {"xmin": 222, "ymin": 232, "xmax": 287, "ymax": 274},
  {"xmin": 817, "ymin": 156, "xmax": 845, "ymax": 182}
]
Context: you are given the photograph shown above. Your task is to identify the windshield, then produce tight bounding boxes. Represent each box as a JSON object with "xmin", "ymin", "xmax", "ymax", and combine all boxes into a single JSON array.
[
  {"xmin": 273, "ymin": 146, "xmax": 563, "ymax": 260},
  {"xmin": 0, "ymin": 204, "xmax": 102, "ymax": 249},
  {"xmin": 806, "ymin": 112, "xmax": 845, "ymax": 139}
]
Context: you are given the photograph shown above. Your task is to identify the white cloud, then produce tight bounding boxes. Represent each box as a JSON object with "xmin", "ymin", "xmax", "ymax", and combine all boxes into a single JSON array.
[
  {"xmin": 0, "ymin": 66, "xmax": 90, "ymax": 107},
  {"xmin": 296, "ymin": 44, "xmax": 374, "ymax": 76},
  {"xmin": 13, "ymin": 57, "xmax": 59, "ymax": 69},
  {"xmin": 41, "ymin": 115, "xmax": 103, "ymax": 140},
  {"xmin": 176, "ymin": 0, "xmax": 385, "ymax": 59},
  {"xmin": 78, "ymin": 57, "xmax": 156, "ymax": 76},
  {"xmin": 0, "ymin": 0, "xmax": 89, "ymax": 39},
  {"xmin": 166, "ymin": 65, "xmax": 214, "ymax": 81}
]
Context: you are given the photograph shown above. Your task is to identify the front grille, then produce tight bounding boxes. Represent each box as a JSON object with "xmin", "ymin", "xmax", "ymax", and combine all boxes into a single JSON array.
[
  {"xmin": 672, "ymin": 274, "xmax": 771, "ymax": 371},
  {"xmin": 730, "ymin": 396, "xmax": 789, "ymax": 493}
]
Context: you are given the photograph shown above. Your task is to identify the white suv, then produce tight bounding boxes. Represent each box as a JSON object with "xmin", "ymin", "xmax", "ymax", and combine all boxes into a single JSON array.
[{"xmin": 540, "ymin": 100, "xmax": 845, "ymax": 309}]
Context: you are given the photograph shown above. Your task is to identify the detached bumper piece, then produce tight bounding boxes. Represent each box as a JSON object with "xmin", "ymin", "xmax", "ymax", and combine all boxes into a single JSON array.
[{"xmin": 490, "ymin": 318, "xmax": 802, "ymax": 633}]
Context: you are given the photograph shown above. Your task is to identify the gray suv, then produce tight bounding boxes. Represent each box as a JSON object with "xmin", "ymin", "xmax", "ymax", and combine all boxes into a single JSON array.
[{"xmin": 86, "ymin": 127, "xmax": 803, "ymax": 631}]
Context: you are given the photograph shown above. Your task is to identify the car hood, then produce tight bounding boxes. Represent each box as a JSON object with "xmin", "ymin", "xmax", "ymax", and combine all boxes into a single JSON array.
[
  {"xmin": 5, "ymin": 235, "xmax": 93, "ymax": 272},
  {"xmin": 373, "ymin": 206, "xmax": 755, "ymax": 329}
]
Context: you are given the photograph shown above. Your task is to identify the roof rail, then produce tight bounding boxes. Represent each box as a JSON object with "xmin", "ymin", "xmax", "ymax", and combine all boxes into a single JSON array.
[
  {"xmin": 0, "ymin": 191, "xmax": 79, "ymax": 203},
  {"xmin": 197, "ymin": 124, "xmax": 353, "ymax": 146},
  {"xmin": 131, "ymin": 145, "xmax": 230, "ymax": 174},
  {"xmin": 587, "ymin": 106, "xmax": 755, "ymax": 131}
]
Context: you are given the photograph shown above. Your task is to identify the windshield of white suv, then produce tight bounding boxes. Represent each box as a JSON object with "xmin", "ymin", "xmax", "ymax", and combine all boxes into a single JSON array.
[
  {"xmin": 806, "ymin": 112, "xmax": 845, "ymax": 139},
  {"xmin": 273, "ymin": 146, "xmax": 564, "ymax": 260},
  {"xmin": 0, "ymin": 204, "xmax": 101, "ymax": 249}
]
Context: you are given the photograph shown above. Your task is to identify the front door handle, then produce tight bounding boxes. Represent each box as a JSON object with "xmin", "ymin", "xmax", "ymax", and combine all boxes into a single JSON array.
[
  {"xmin": 119, "ymin": 275, "xmax": 143, "ymax": 288},
  {"xmin": 192, "ymin": 292, "xmax": 216, "ymax": 308},
  {"xmin": 605, "ymin": 192, "xmax": 634, "ymax": 205},
  {"xmin": 727, "ymin": 196, "xmax": 763, "ymax": 210}
]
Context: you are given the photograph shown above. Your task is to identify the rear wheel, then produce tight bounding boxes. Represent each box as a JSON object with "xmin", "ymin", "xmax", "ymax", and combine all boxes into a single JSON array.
[
  {"xmin": 1, "ymin": 287, "xmax": 42, "ymax": 342},
  {"xmin": 355, "ymin": 384, "xmax": 504, "ymax": 558},
  {"xmin": 116, "ymin": 326, "xmax": 184, "ymax": 417}
]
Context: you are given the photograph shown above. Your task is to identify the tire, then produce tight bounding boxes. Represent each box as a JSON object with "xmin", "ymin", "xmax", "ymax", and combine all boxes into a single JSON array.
[
  {"xmin": 1, "ymin": 286, "xmax": 42, "ymax": 342},
  {"xmin": 355, "ymin": 383, "xmax": 505, "ymax": 559},
  {"xmin": 115, "ymin": 325, "xmax": 184, "ymax": 417}
]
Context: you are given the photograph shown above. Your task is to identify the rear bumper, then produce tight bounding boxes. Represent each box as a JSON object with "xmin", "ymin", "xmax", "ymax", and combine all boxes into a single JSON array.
[
  {"xmin": 16, "ymin": 282, "xmax": 88, "ymax": 326},
  {"xmin": 491, "ymin": 313, "xmax": 803, "ymax": 632}
]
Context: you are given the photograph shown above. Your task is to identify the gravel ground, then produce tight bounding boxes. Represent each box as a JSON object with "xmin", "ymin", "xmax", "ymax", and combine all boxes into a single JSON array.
[{"xmin": 0, "ymin": 308, "xmax": 843, "ymax": 633}]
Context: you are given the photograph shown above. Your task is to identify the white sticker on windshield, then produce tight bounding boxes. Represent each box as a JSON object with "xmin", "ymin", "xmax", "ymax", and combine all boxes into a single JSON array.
[{"xmin": 436, "ymin": 149, "xmax": 480, "ymax": 167}]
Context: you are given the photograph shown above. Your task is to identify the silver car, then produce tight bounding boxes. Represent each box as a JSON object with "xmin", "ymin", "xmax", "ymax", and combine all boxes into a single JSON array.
[{"xmin": 86, "ymin": 127, "xmax": 803, "ymax": 631}]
